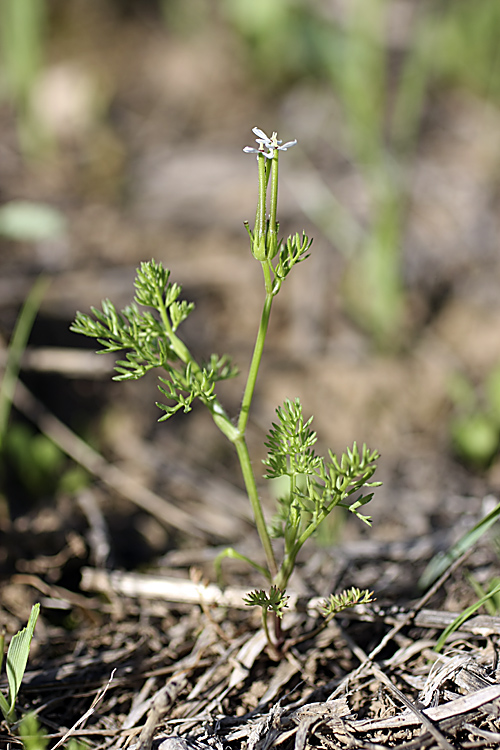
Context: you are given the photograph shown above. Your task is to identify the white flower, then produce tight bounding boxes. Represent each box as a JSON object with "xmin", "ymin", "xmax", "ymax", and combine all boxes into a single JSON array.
[{"xmin": 243, "ymin": 127, "xmax": 297, "ymax": 158}]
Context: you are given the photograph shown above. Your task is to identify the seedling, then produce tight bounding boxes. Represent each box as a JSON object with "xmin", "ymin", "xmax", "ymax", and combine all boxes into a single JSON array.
[
  {"xmin": 18, "ymin": 712, "xmax": 48, "ymax": 750},
  {"xmin": 71, "ymin": 128, "xmax": 380, "ymax": 653},
  {"xmin": 0, "ymin": 603, "xmax": 40, "ymax": 723}
]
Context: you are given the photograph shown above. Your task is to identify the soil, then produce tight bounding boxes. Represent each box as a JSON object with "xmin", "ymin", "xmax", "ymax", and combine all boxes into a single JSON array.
[{"xmin": 1, "ymin": 3, "xmax": 500, "ymax": 748}]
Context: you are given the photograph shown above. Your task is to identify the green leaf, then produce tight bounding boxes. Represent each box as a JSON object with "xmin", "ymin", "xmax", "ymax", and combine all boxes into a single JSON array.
[
  {"xmin": 320, "ymin": 587, "xmax": 375, "ymax": 616},
  {"xmin": 214, "ymin": 547, "xmax": 270, "ymax": 585},
  {"xmin": 419, "ymin": 499, "xmax": 500, "ymax": 590},
  {"xmin": 170, "ymin": 299, "xmax": 195, "ymax": 331},
  {"xmin": 156, "ymin": 354, "xmax": 237, "ymax": 420},
  {"xmin": 244, "ymin": 586, "xmax": 289, "ymax": 617},
  {"xmin": 4, "ymin": 603, "xmax": 40, "ymax": 721},
  {"xmin": 434, "ymin": 579, "xmax": 500, "ymax": 653},
  {"xmin": 18, "ymin": 712, "xmax": 48, "ymax": 750},
  {"xmin": 263, "ymin": 398, "xmax": 320, "ymax": 479},
  {"xmin": 273, "ymin": 232, "xmax": 312, "ymax": 291},
  {"xmin": 134, "ymin": 259, "xmax": 176, "ymax": 308},
  {"xmin": 0, "ymin": 692, "xmax": 10, "ymax": 722},
  {"xmin": 70, "ymin": 261, "xmax": 199, "ymax": 384}
]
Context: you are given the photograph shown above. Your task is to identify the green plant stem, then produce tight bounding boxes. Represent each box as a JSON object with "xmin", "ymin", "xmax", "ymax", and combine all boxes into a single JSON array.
[
  {"xmin": 267, "ymin": 154, "xmax": 279, "ymax": 258},
  {"xmin": 277, "ymin": 493, "xmax": 343, "ymax": 590},
  {"xmin": 232, "ymin": 263, "xmax": 279, "ymax": 579},
  {"xmin": 256, "ymin": 154, "xmax": 267, "ymax": 242},
  {"xmin": 260, "ymin": 607, "xmax": 282, "ymax": 659},
  {"xmin": 229, "ymin": 149, "xmax": 282, "ymax": 582},
  {"xmin": 261, "ymin": 606, "xmax": 271, "ymax": 645},
  {"xmin": 238, "ymin": 288, "xmax": 273, "ymax": 435},
  {"xmin": 275, "ymin": 551, "xmax": 298, "ymax": 591},
  {"xmin": 234, "ymin": 435, "xmax": 277, "ymax": 579},
  {"xmin": 155, "ymin": 284, "xmax": 191, "ymax": 363}
]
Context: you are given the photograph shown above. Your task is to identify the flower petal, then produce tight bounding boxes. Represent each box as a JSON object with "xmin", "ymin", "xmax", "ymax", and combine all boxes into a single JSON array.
[
  {"xmin": 252, "ymin": 127, "xmax": 270, "ymax": 142},
  {"xmin": 244, "ymin": 128, "xmax": 296, "ymax": 157},
  {"xmin": 279, "ymin": 139, "xmax": 297, "ymax": 150}
]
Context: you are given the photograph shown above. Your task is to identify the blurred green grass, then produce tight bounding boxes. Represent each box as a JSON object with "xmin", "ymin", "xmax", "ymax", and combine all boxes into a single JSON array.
[
  {"xmin": 217, "ymin": 0, "xmax": 500, "ymax": 346},
  {"xmin": 0, "ymin": 0, "xmax": 48, "ymax": 154}
]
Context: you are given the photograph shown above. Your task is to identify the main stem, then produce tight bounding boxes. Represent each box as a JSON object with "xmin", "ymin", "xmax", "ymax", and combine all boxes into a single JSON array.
[
  {"xmin": 234, "ymin": 265, "xmax": 277, "ymax": 579},
  {"xmin": 238, "ymin": 272, "xmax": 273, "ymax": 436},
  {"xmin": 232, "ymin": 155, "xmax": 280, "ymax": 582},
  {"xmin": 234, "ymin": 435, "xmax": 277, "ymax": 579}
]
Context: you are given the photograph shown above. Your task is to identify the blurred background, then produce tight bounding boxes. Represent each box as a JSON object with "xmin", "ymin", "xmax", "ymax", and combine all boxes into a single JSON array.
[{"xmin": 1, "ymin": 0, "xmax": 500, "ymax": 563}]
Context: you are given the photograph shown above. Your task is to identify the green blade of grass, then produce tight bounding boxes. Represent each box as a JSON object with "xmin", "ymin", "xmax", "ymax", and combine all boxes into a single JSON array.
[
  {"xmin": 419, "ymin": 500, "xmax": 500, "ymax": 591},
  {"xmin": 0, "ymin": 0, "xmax": 48, "ymax": 154},
  {"xmin": 5, "ymin": 603, "xmax": 40, "ymax": 720},
  {"xmin": 434, "ymin": 580, "xmax": 500, "ymax": 653},
  {"xmin": 0, "ymin": 673, "xmax": 10, "ymax": 721},
  {"xmin": 0, "ymin": 274, "xmax": 49, "ymax": 451}
]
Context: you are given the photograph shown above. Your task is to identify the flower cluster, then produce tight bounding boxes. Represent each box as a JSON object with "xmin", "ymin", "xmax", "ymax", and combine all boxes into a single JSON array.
[{"xmin": 243, "ymin": 127, "xmax": 297, "ymax": 159}]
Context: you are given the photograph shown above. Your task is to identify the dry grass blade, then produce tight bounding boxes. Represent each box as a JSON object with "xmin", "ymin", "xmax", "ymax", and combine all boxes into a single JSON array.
[
  {"xmin": 327, "ymin": 543, "xmax": 474, "ymax": 702},
  {"xmin": 371, "ymin": 663, "xmax": 457, "ymax": 750},
  {"xmin": 50, "ymin": 669, "xmax": 116, "ymax": 750},
  {"xmin": 354, "ymin": 684, "xmax": 500, "ymax": 732},
  {"xmin": 134, "ymin": 673, "xmax": 188, "ymax": 750},
  {"xmin": 338, "ymin": 619, "xmax": 456, "ymax": 750}
]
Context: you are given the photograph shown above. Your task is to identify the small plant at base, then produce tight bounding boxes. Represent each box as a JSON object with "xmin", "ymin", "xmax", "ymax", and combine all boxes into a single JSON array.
[
  {"xmin": 18, "ymin": 712, "xmax": 48, "ymax": 750},
  {"xmin": 71, "ymin": 128, "xmax": 381, "ymax": 655},
  {"xmin": 244, "ymin": 586, "xmax": 289, "ymax": 657},
  {"xmin": 0, "ymin": 603, "xmax": 40, "ymax": 724}
]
